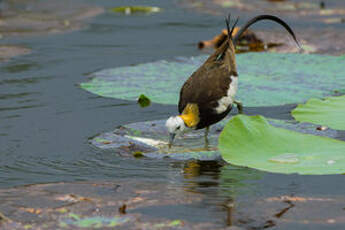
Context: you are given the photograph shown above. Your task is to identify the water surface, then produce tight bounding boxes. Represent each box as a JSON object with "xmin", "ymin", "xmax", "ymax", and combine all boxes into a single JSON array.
[{"xmin": 0, "ymin": 0, "xmax": 344, "ymax": 229}]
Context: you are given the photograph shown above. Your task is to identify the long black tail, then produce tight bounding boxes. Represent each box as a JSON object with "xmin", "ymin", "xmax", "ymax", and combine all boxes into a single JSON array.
[{"xmin": 232, "ymin": 15, "xmax": 300, "ymax": 49}]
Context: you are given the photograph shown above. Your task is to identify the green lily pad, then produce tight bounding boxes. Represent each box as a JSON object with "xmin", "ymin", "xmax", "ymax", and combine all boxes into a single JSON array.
[
  {"xmin": 292, "ymin": 95, "xmax": 345, "ymax": 130},
  {"xmin": 60, "ymin": 215, "xmax": 131, "ymax": 228},
  {"xmin": 90, "ymin": 114, "xmax": 343, "ymax": 162},
  {"xmin": 218, "ymin": 115, "xmax": 345, "ymax": 175},
  {"xmin": 110, "ymin": 6, "xmax": 161, "ymax": 14},
  {"xmin": 80, "ymin": 53, "xmax": 345, "ymax": 107}
]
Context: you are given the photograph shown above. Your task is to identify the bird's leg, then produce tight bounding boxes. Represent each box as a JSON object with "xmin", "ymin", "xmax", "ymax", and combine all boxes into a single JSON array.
[
  {"xmin": 234, "ymin": 100, "xmax": 243, "ymax": 114},
  {"xmin": 204, "ymin": 126, "xmax": 209, "ymax": 149}
]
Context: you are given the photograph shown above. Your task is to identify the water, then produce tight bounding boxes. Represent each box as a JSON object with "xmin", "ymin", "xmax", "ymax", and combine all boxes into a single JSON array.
[
  {"xmin": 0, "ymin": 0, "xmax": 212, "ymax": 186},
  {"xmin": 0, "ymin": 0, "xmax": 344, "ymax": 229}
]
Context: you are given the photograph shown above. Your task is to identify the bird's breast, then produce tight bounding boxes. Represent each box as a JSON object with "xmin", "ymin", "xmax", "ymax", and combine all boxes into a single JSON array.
[{"xmin": 214, "ymin": 75, "xmax": 238, "ymax": 114}]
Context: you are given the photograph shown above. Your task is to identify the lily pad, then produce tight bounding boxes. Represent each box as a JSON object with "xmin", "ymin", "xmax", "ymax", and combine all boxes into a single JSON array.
[
  {"xmin": 90, "ymin": 114, "xmax": 343, "ymax": 162},
  {"xmin": 218, "ymin": 115, "xmax": 345, "ymax": 175},
  {"xmin": 80, "ymin": 53, "xmax": 345, "ymax": 107},
  {"xmin": 292, "ymin": 95, "xmax": 345, "ymax": 130},
  {"xmin": 90, "ymin": 119, "xmax": 223, "ymax": 161},
  {"xmin": 60, "ymin": 215, "xmax": 130, "ymax": 228}
]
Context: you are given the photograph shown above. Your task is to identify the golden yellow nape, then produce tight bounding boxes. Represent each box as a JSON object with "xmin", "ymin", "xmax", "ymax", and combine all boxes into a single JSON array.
[{"xmin": 179, "ymin": 103, "xmax": 200, "ymax": 128}]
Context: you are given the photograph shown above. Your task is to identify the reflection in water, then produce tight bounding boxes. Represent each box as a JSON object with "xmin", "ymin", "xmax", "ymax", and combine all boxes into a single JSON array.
[
  {"xmin": 0, "ymin": 76, "xmax": 50, "ymax": 86},
  {"xmin": 182, "ymin": 161, "xmax": 266, "ymax": 227},
  {"xmin": 0, "ymin": 67, "xmax": 48, "ymax": 117},
  {"xmin": 223, "ymin": 198, "xmax": 234, "ymax": 226},
  {"xmin": 182, "ymin": 161, "xmax": 236, "ymax": 226},
  {"xmin": 4, "ymin": 63, "xmax": 39, "ymax": 73},
  {"xmin": 0, "ymin": 104, "xmax": 44, "ymax": 112},
  {"xmin": 0, "ymin": 92, "xmax": 39, "ymax": 100},
  {"xmin": 183, "ymin": 160, "xmax": 222, "ymax": 191}
]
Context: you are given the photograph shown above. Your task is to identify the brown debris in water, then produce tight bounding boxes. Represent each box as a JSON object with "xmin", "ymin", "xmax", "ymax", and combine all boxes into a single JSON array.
[
  {"xmin": 0, "ymin": 45, "xmax": 31, "ymax": 62},
  {"xmin": 0, "ymin": 211, "xmax": 12, "ymax": 223},
  {"xmin": 266, "ymin": 196, "xmax": 335, "ymax": 202},
  {"xmin": 316, "ymin": 126, "xmax": 328, "ymax": 131},
  {"xmin": 0, "ymin": 181, "xmax": 206, "ymax": 229},
  {"xmin": 198, "ymin": 27, "xmax": 282, "ymax": 53},
  {"xmin": 119, "ymin": 204, "xmax": 127, "ymax": 214}
]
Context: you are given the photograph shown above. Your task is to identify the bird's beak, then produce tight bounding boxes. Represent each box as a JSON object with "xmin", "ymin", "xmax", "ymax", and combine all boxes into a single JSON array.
[{"xmin": 168, "ymin": 133, "xmax": 176, "ymax": 148}]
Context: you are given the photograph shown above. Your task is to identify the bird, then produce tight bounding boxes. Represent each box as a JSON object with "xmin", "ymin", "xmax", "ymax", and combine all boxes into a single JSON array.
[{"xmin": 166, "ymin": 14, "xmax": 300, "ymax": 148}]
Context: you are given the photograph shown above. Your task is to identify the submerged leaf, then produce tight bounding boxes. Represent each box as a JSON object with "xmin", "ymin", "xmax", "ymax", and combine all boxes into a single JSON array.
[
  {"xmin": 80, "ymin": 53, "xmax": 345, "ymax": 107},
  {"xmin": 292, "ymin": 95, "xmax": 345, "ymax": 130},
  {"xmin": 219, "ymin": 115, "xmax": 345, "ymax": 175}
]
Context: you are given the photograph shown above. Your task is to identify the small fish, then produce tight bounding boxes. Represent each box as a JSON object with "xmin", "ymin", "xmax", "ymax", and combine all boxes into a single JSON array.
[{"xmin": 125, "ymin": 135, "xmax": 168, "ymax": 148}]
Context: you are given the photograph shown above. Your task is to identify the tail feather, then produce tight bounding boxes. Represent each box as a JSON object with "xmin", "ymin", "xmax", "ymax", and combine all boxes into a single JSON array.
[
  {"xmin": 230, "ymin": 17, "xmax": 239, "ymax": 38},
  {"xmin": 232, "ymin": 14, "xmax": 300, "ymax": 49},
  {"xmin": 225, "ymin": 14, "xmax": 239, "ymax": 40},
  {"xmin": 216, "ymin": 15, "xmax": 238, "ymax": 61}
]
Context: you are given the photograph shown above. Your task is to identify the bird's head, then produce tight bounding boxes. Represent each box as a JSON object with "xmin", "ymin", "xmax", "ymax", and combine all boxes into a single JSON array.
[
  {"xmin": 165, "ymin": 116, "xmax": 186, "ymax": 147},
  {"xmin": 166, "ymin": 104, "xmax": 200, "ymax": 147}
]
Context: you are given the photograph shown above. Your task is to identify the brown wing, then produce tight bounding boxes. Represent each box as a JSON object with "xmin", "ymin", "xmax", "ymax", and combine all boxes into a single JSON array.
[
  {"xmin": 178, "ymin": 39, "xmax": 237, "ymax": 114},
  {"xmin": 178, "ymin": 63, "xmax": 231, "ymax": 113}
]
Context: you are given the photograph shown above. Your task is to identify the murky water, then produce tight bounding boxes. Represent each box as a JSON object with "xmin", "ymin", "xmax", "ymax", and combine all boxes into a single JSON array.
[{"xmin": 0, "ymin": 0, "xmax": 344, "ymax": 229}]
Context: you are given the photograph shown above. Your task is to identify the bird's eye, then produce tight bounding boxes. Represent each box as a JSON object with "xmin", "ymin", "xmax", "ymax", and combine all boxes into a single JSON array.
[{"xmin": 176, "ymin": 126, "xmax": 181, "ymax": 130}]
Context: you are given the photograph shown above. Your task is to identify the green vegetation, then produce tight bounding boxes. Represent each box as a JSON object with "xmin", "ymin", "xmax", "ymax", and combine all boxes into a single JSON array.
[{"xmin": 219, "ymin": 115, "xmax": 345, "ymax": 175}]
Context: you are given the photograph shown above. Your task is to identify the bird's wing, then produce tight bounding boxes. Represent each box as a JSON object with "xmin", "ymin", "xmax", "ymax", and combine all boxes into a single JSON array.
[{"xmin": 178, "ymin": 61, "xmax": 233, "ymax": 114}]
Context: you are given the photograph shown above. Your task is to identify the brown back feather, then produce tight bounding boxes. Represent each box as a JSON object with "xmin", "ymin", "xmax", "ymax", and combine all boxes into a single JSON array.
[{"xmin": 178, "ymin": 38, "xmax": 237, "ymax": 114}]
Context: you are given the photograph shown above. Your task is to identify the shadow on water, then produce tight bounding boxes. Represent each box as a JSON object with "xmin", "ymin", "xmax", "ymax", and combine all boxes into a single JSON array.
[{"xmin": 3, "ymin": 62, "xmax": 40, "ymax": 73}]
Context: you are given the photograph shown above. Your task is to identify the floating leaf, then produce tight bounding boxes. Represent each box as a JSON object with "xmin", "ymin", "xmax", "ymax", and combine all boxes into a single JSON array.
[
  {"xmin": 56, "ymin": 208, "xmax": 68, "ymax": 214},
  {"xmin": 89, "ymin": 119, "xmax": 223, "ymax": 161},
  {"xmin": 60, "ymin": 215, "xmax": 130, "ymax": 228},
  {"xmin": 68, "ymin": 213, "xmax": 81, "ymax": 220},
  {"xmin": 168, "ymin": 220, "xmax": 183, "ymax": 227},
  {"xmin": 90, "ymin": 115, "xmax": 342, "ymax": 161},
  {"xmin": 292, "ymin": 95, "xmax": 345, "ymax": 130},
  {"xmin": 80, "ymin": 53, "xmax": 345, "ymax": 107},
  {"xmin": 219, "ymin": 115, "xmax": 345, "ymax": 175},
  {"xmin": 153, "ymin": 220, "xmax": 183, "ymax": 228},
  {"xmin": 110, "ymin": 6, "xmax": 161, "ymax": 15},
  {"xmin": 133, "ymin": 151, "xmax": 144, "ymax": 158},
  {"xmin": 137, "ymin": 94, "xmax": 151, "ymax": 107}
]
